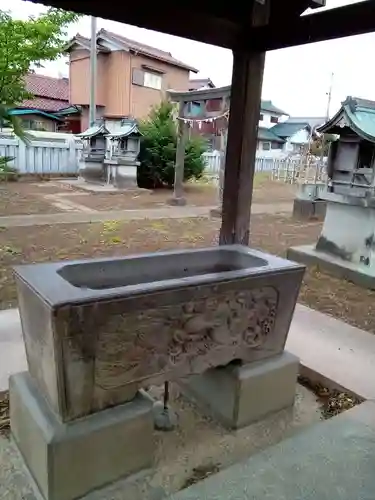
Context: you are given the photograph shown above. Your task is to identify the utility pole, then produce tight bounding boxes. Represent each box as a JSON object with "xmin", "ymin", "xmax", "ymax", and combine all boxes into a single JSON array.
[
  {"xmin": 319, "ymin": 71, "xmax": 334, "ymax": 167},
  {"xmin": 89, "ymin": 16, "xmax": 97, "ymax": 127},
  {"xmin": 325, "ymin": 71, "xmax": 334, "ymax": 120}
]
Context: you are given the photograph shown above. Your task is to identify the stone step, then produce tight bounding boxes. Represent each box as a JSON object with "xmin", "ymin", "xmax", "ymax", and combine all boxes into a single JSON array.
[{"xmin": 167, "ymin": 401, "xmax": 375, "ymax": 500}]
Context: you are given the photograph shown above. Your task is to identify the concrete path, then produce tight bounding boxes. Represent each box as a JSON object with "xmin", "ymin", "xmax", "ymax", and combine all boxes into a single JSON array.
[
  {"xmin": 287, "ymin": 305, "xmax": 375, "ymax": 399},
  {"xmin": 169, "ymin": 401, "xmax": 375, "ymax": 500},
  {"xmin": 0, "ymin": 202, "xmax": 292, "ymax": 228},
  {"xmin": 1, "ymin": 303, "xmax": 374, "ymax": 397}
]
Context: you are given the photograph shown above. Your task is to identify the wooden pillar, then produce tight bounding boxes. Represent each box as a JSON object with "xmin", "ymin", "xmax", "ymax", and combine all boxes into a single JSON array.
[
  {"xmin": 219, "ymin": 1, "xmax": 269, "ymax": 245},
  {"xmin": 169, "ymin": 100, "xmax": 188, "ymax": 206}
]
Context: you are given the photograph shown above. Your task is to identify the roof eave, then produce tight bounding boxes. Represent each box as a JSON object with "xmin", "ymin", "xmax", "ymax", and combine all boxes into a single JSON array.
[
  {"xmin": 317, "ymin": 109, "xmax": 344, "ymax": 134},
  {"xmin": 129, "ymin": 48, "xmax": 198, "ymax": 73},
  {"xmin": 317, "ymin": 106, "xmax": 375, "ymax": 143},
  {"xmin": 99, "ymin": 28, "xmax": 199, "ymax": 73},
  {"xmin": 64, "ymin": 36, "xmax": 90, "ymax": 52}
]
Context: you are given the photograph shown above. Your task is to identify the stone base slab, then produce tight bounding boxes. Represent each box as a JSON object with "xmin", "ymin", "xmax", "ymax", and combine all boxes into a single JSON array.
[
  {"xmin": 209, "ymin": 207, "xmax": 222, "ymax": 218},
  {"xmin": 167, "ymin": 197, "xmax": 187, "ymax": 206},
  {"xmin": 293, "ymin": 198, "xmax": 326, "ymax": 220},
  {"xmin": 10, "ymin": 372, "xmax": 155, "ymax": 500},
  {"xmin": 179, "ymin": 351, "xmax": 299, "ymax": 429},
  {"xmin": 287, "ymin": 244, "xmax": 375, "ymax": 290}
]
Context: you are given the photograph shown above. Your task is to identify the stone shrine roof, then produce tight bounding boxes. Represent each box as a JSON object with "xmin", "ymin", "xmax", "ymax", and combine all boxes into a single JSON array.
[
  {"xmin": 76, "ymin": 123, "xmax": 109, "ymax": 138},
  {"xmin": 318, "ymin": 97, "xmax": 375, "ymax": 143},
  {"xmin": 107, "ymin": 120, "xmax": 142, "ymax": 139}
]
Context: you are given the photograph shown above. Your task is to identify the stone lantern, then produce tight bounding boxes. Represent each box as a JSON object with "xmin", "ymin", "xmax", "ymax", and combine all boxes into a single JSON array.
[
  {"xmin": 104, "ymin": 118, "xmax": 142, "ymax": 189},
  {"xmin": 76, "ymin": 122, "xmax": 110, "ymax": 183}
]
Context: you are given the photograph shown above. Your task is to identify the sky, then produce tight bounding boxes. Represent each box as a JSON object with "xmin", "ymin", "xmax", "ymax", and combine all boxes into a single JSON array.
[{"xmin": 1, "ymin": 0, "xmax": 373, "ymax": 118}]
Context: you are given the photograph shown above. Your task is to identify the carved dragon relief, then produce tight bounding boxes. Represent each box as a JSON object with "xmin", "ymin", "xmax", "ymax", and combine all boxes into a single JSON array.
[{"xmin": 92, "ymin": 286, "xmax": 279, "ymax": 390}]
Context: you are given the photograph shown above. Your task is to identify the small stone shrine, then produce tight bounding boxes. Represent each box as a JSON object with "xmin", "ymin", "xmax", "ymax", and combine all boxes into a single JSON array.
[
  {"xmin": 289, "ymin": 96, "xmax": 375, "ymax": 289},
  {"xmin": 76, "ymin": 121, "xmax": 109, "ymax": 183},
  {"xmin": 104, "ymin": 118, "xmax": 142, "ymax": 189}
]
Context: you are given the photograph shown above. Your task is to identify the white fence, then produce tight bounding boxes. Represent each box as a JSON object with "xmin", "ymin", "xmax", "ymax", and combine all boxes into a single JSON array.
[
  {"xmin": 0, "ymin": 130, "xmax": 82, "ymax": 175},
  {"xmin": 202, "ymin": 151, "xmax": 284, "ymax": 176},
  {"xmin": 270, "ymin": 157, "xmax": 327, "ymax": 185}
]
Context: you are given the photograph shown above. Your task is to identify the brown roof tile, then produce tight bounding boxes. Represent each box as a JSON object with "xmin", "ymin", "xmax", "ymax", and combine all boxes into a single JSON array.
[
  {"xmin": 100, "ymin": 29, "xmax": 198, "ymax": 72},
  {"xmin": 24, "ymin": 74, "xmax": 69, "ymax": 101},
  {"xmin": 20, "ymin": 74, "xmax": 69, "ymax": 113}
]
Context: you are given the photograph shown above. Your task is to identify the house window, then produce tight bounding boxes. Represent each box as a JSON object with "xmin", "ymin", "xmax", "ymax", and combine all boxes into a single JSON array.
[
  {"xmin": 206, "ymin": 98, "xmax": 221, "ymax": 112},
  {"xmin": 262, "ymin": 142, "xmax": 271, "ymax": 151},
  {"xmin": 144, "ymin": 71, "xmax": 162, "ymax": 90},
  {"xmin": 271, "ymin": 142, "xmax": 280, "ymax": 150},
  {"xmin": 22, "ymin": 119, "xmax": 48, "ymax": 131},
  {"xmin": 132, "ymin": 68, "xmax": 162, "ymax": 90},
  {"xmin": 259, "ymin": 113, "xmax": 264, "ymax": 120},
  {"xmin": 270, "ymin": 116, "xmax": 279, "ymax": 124}
]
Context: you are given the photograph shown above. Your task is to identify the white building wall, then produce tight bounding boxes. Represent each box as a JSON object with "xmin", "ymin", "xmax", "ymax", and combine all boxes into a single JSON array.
[
  {"xmin": 259, "ymin": 111, "xmax": 277, "ymax": 129},
  {"xmin": 284, "ymin": 129, "xmax": 310, "ymax": 153},
  {"xmin": 259, "ymin": 111, "xmax": 288, "ymax": 129}
]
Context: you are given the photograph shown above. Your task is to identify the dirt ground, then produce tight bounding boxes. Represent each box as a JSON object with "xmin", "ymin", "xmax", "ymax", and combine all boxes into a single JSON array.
[
  {"xmin": 0, "ymin": 174, "xmax": 295, "ymax": 216},
  {"xmin": 2, "ymin": 213, "xmax": 375, "ymax": 334},
  {"xmin": 62, "ymin": 184, "xmax": 218, "ymax": 211},
  {"xmin": 0, "ymin": 182, "xmax": 66, "ymax": 216},
  {"xmin": 252, "ymin": 174, "xmax": 296, "ymax": 204}
]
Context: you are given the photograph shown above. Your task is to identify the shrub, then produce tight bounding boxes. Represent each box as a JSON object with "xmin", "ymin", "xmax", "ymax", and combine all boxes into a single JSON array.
[
  {"xmin": 0, "ymin": 156, "xmax": 18, "ymax": 182},
  {"xmin": 137, "ymin": 101, "xmax": 207, "ymax": 189}
]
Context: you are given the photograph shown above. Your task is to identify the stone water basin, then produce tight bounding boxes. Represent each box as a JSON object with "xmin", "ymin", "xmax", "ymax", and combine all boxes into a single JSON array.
[{"xmin": 14, "ymin": 246, "xmax": 305, "ymax": 422}]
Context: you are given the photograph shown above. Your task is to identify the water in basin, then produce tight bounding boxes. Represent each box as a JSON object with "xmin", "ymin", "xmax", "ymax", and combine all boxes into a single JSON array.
[{"xmin": 57, "ymin": 248, "xmax": 268, "ymax": 290}]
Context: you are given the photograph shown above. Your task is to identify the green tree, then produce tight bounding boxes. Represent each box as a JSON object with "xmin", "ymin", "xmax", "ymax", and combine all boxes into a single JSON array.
[
  {"xmin": 309, "ymin": 133, "xmax": 337, "ymax": 156},
  {"xmin": 0, "ymin": 8, "xmax": 80, "ymax": 107},
  {"xmin": 137, "ymin": 101, "xmax": 207, "ymax": 189}
]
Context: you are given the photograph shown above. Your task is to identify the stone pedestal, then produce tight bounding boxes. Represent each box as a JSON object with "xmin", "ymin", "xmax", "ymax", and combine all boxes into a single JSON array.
[
  {"xmin": 293, "ymin": 198, "xmax": 326, "ymax": 220},
  {"xmin": 179, "ymin": 351, "xmax": 299, "ymax": 429},
  {"xmin": 10, "ymin": 372, "xmax": 155, "ymax": 500},
  {"xmin": 293, "ymin": 183, "xmax": 327, "ymax": 221},
  {"xmin": 104, "ymin": 160, "xmax": 139, "ymax": 189},
  {"xmin": 78, "ymin": 158, "xmax": 105, "ymax": 183},
  {"xmin": 210, "ymin": 207, "xmax": 222, "ymax": 218},
  {"xmin": 288, "ymin": 195, "xmax": 375, "ymax": 289}
]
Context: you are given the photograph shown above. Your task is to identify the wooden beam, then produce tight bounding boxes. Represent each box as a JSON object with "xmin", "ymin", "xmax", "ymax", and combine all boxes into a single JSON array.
[
  {"xmin": 27, "ymin": 0, "xmax": 375, "ymax": 54},
  {"xmin": 26, "ymin": 0, "xmax": 240, "ymax": 49},
  {"xmin": 309, "ymin": 0, "xmax": 326, "ymax": 8},
  {"xmin": 250, "ymin": 1, "xmax": 375, "ymax": 52},
  {"xmin": 219, "ymin": 1, "xmax": 269, "ymax": 246}
]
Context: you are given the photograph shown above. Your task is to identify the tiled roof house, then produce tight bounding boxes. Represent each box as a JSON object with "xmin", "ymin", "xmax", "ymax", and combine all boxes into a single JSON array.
[
  {"xmin": 21, "ymin": 73, "xmax": 69, "ymax": 113},
  {"xmin": 66, "ymin": 28, "xmax": 198, "ymax": 129},
  {"xmin": 12, "ymin": 73, "xmax": 80, "ymax": 132}
]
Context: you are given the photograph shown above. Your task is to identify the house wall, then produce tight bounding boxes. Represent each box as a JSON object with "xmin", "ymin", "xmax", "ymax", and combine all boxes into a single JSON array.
[
  {"xmin": 104, "ymin": 50, "xmax": 131, "ymax": 117},
  {"xmin": 80, "ymin": 105, "xmax": 105, "ymax": 132},
  {"xmin": 130, "ymin": 54, "xmax": 191, "ymax": 119},
  {"xmin": 259, "ymin": 111, "xmax": 281, "ymax": 129},
  {"xmin": 284, "ymin": 129, "xmax": 310, "ymax": 153},
  {"xmin": 256, "ymin": 128, "xmax": 311, "ymax": 159},
  {"xmin": 21, "ymin": 115, "xmax": 58, "ymax": 132},
  {"xmin": 69, "ymin": 49, "xmax": 107, "ymax": 106},
  {"xmin": 256, "ymin": 139, "xmax": 285, "ymax": 159},
  {"xmin": 69, "ymin": 48, "xmax": 191, "ymax": 122}
]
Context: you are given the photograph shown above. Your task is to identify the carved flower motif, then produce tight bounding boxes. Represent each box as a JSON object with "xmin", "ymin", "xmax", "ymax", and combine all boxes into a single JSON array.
[{"xmin": 93, "ymin": 286, "xmax": 279, "ymax": 382}]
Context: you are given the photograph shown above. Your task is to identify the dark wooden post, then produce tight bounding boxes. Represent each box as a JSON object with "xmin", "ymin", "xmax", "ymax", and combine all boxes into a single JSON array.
[
  {"xmin": 169, "ymin": 101, "xmax": 188, "ymax": 206},
  {"xmin": 219, "ymin": 0, "xmax": 269, "ymax": 245}
]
